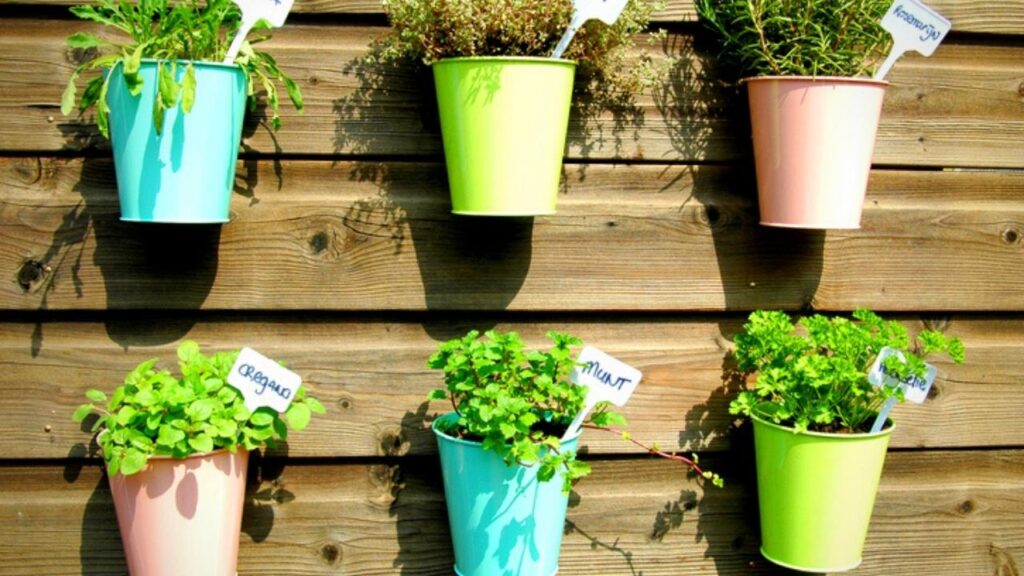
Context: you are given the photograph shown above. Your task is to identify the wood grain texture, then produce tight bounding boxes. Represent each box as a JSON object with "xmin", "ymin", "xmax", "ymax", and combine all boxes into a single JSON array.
[
  {"xmin": 0, "ymin": 451, "xmax": 1021, "ymax": 575},
  {"xmin": 2, "ymin": 158, "xmax": 1023, "ymax": 312},
  {"xmin": 0, "ymin": 316, "xmax": 1016, "ymax": 459},
  {"xmin": 0, "ymin": 0, "xmax": 1021, "ymax": 34},
  {"xmin": 2, "ymin": 20, "xmax": 1023, "ymax": 167}
]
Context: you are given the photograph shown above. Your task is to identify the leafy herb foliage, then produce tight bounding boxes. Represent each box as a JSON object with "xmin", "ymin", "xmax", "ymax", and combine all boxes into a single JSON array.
[
  {"xmin": 730, "ymin": 310, "xmax": 965, "ymax": 433},
  {"xmin": 429, "ymin": 330, "xmax": 722, "ymax": 493},
  {"xmin": 62, "ymin": 0, "xmax": 303, "ymax": 137},
  {"xmin": 694, "ymin": 0, "xmax": 893, "ymax": 78},
  {"xmin": 73, "ymin": 341, "xmax": 325, "ymax": 477},
  {"xmin": 377, "ymin": 0, "xmax": 667, "ymax": 118}
]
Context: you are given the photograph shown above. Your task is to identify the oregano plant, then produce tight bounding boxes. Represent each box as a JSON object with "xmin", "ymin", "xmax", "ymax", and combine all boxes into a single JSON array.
[
  {"xmin": 73, "ymin": 340, "xmax": 325, "ymax": 477},
  {"xmin": 730, "ymin": 310, "xmax": 965, "ymax": 433},
  {"xmin": 62, "ymin": 0, "xmax": 303, "ymax": 137},
  {"xmin": 428, "ymin": 330, "xmax": 722, "ymax": 493},
  {"xmin": 694, "ymin": 0, "xmax": 893, "ymax": 77}
]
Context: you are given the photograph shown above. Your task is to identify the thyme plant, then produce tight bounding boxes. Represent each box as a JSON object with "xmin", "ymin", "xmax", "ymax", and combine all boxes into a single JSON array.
[
  {"xmin": 62, "ymin": 0, "xmax": 303, "ymax": 137},
  {"xmin": 694, "ymin": 0, "xmax": 893, "ymax": 77},
  {"xmin": 74, "ymin": 340, "xmax": 325, "ymax": 476},
  {"xmin": 730, "ymin": 310, "xmax": 965, "ymax": 433},
  {"xmin": 377, "ymin": 0, "xmax": 668, "ymax": 113},
  {"xmin": 429, "ymin": 330, "xmax": 722, "ymax": 493}
]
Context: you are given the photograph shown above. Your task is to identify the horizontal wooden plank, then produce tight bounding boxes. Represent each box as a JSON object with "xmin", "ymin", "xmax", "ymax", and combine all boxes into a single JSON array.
[
  {"xmin": 0, "ymin": 450, "xmax": 1020, "ymax": 575},
  {"xmin": 2, "ymin": 159, "xmax": 1023, "ymax": 312},
  {"xmin": 0, "ymin": 0, "xmax": 1021, "ymax": 34},
  {"xmin": 2, "ymin": 20, "xmax": 1023, "ymax": 167},
  {"xmin": 0, "ymin": 316, "xmax": 1017, "ymax": 459}
]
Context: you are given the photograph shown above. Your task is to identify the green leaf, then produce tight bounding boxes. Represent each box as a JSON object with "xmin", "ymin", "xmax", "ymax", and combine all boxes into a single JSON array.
[
  {"xmin": 286, "ymin": 403, "xmax": 311, "ymax": 431},
  {"xmin": 61, "ymin": 76, "xmax": 78, "ymax": 116},
  {"xmin": 249, "ymin": 410, "xmax": 274, "ymax": 427},
  {"xmin": 157, "ymin": 424, "xmax": 186, "ymax": 447},
  {"xmin": 181, "ymin": 63, "xmax": 196, "ymax": 113},
  {"xmin": 120, "ymin": 449, "xmax": 147, "ymax": 476},
  {"xmin": 72, "ymin": 403, "xmax": 94, "ymax": 423},
  {"xmin": 86, "ymin": 389, "xmax": 108, "ymax": 403},
  {"xmin": 427, "ymin": 389, "xmax": 448, "ymax": 401},
  {"xmin": 306, "ymin": 397, "xmax": 326, "ymax": 415},
  {"xmin": 67, "ymin": 32, "xmax": 103, "ymax": 49},
  {"xmin": 188, "ymin": 434, "xmax": 214, "ymax": 454}
]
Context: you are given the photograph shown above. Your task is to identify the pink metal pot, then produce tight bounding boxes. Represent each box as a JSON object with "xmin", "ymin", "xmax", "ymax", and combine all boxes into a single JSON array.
[
  {"xmin": 107, "ymin": 449, "xmax": 249, "ymax": 576},
  {"xmin": 746, "ymin": 76, "xmax": 888, "ymax": 229}
]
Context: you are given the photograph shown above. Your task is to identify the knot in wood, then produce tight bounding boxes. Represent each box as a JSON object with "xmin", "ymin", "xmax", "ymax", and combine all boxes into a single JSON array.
[
  {"xmin": 16, "ymin": 260, "xmax": 47, "ymax": 291},
  {"xmin": 13, "ymin": 158, "xmax": 43, "ymax": 185},
  {"xmin": 702, "ymin": 205, "xmax": 721, "ymax": 226},
  {"xmin": 337, "ymin": 394, "xmax": 354, "ymax": 410},
  {"xmin": 319, "ymin": 543, "xmax": 341, "ymax": 566},
  {"xmin": 378, "ymin": 427, "xmax": 409, "ymax": 457},
  {"xmin": 958, "ymin": 499, "xmax": 975, "ymax": 514},
  {"xmin": 1001, "ymin": 227, "xmax": 1021, "ymax": 246}
]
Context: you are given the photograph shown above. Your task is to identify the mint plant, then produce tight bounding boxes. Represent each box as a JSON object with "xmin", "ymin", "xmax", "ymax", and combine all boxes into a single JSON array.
[
  {"xmin": 73, "ymin": 340, "xmax": 325, "ymax": 477},
  {"xmin": 694, "ymin": 0, "xmax": 893, "ymax": 78},
  {"xmin": 62, "ymin": 0, "xmax": 303, "ymax": 137},
  {"xmin": 730, "ymin": 310, "xmax": 965, "ymax": 433},
  {"xmin": 429, "ymin": 330, "xmax": 722, "ymax": 493}
]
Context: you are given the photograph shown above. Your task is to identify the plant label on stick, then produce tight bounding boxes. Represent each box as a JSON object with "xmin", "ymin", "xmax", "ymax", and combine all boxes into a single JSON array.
[
  {"xmin": 867, "ymin": 346, "xmax": 938, "ymax": 432},
  {"xmin": 874, "ymin": 0, "xmax": 951, "ymax": 80},
  {"xmin": 227, "ymin": 347, "xmax": 302, "ymax": 413},
  {"xmin": 562, "ymin": 346, "xmax": 642, "ymax": 440},
  {"xmin": 223, "ymin": 0, "xmax": 295, "ymax": 63},
  {"xmin": 551, "ymin": 0, "xmax": 629, "ymax": 59}
]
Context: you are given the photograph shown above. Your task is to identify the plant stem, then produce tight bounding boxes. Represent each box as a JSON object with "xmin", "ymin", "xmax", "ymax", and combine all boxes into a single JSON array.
[{"xmin": 581, "ymin": 423, "xmax": 709, "ymax": 477}]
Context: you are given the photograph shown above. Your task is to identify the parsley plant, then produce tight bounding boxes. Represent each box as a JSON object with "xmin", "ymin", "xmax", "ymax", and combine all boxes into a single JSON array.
[{"xmin": 731, "ymin": 310, "xmax": 965, "ymax": 433}]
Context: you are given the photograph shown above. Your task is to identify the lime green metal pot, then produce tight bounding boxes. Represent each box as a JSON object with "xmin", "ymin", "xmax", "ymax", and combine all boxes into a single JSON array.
[
  {"xmin": 432, "ymin": 57, "xmax": 576, "ymax": 216},
  {"xmin": 752, "ymin": 415, "xmax": 892, "ymax": 572}
]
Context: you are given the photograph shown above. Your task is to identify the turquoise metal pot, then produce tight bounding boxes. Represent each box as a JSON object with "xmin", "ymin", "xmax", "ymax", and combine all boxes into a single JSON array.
[
  {"xmin": 433, "ymin": 412, "xmax": 578, "ymax": 576},
  {"xmin": 106, "ymin": 59, "xmax": 247, "ymax": 223}
]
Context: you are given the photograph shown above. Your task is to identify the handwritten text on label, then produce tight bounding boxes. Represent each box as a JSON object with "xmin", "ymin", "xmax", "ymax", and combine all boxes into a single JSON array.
[
  {"xmin": 881, "ymin": 0, "xmax": 951, "ymax": 55},
  {"xmin": 570, "ymin": 346, "xmax": 642, "ymax": 407},
  {"xmin": 867, "ymin": 346, "xmax": 937, "ymax": 404},
  {"xmin": 227, "ymin": 347, "xmax": 302, "ymax": 413}
]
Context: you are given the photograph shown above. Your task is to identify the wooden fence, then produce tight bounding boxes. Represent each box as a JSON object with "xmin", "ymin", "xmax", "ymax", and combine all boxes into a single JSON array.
[{"xmin": 0, "ymin": 1, "xmax": 1022, "ymax": 574}]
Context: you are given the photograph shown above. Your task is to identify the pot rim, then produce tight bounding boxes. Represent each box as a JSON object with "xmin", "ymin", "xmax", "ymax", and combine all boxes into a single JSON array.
[
  {"xmin": 130, "ymin": 58, "xmax": 244, "ymax": 72},
  {"xmin": 432, "ymin": 56, "xmax": 576, "ymax": 67},
  {"xmin": 431, "ymin": 411, "xmax": 582, "ymax": 448},
  {"xmin": 751, "ymin": 414, "xmax": 894, "ymax": 439},
  {"xmin": 741, "ymin": 75, "xmax": 889, "ymax": 87}
]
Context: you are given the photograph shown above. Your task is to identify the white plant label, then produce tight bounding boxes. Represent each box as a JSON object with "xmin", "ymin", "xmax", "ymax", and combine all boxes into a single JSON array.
[
  {"xmin": 867, "ymin": 346, "xmax": 937, "ymax": 404},
  {"xmin": 562, "ymin": 346, "xmax": 642, "ymax": 439},
  {"xmin": 874, "ymin": 0, "xmax": 951, "ymax": 80},
  {"xmin": 551, "ymin": 0, "xmax": 629, "ymax": 59},
  {"xmin": 868, "ymin": 346, "xmax": 938, "ymax": 433},
  {"xmin": 227, "ymin": 347, "xmax": 301, "ymax": 413},
  {"xmin": 223, "ymin": 0, "xmax": 295, "ymax": 63}
]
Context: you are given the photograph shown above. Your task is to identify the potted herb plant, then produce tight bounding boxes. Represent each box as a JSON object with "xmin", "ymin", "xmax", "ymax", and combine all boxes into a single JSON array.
[
  {"xmin": 72, "ymin": 340, "xmax": 325, "ymax": 576},
  {"xmin": 379, "ymin": 0, "xmax": 659, "ymax": 216},
  {"xmin": 427, "ymin": 329, "xmax": 721, "ymax": 576},
  {"xmin": 62, "ymin": 0, "xmax": 303, "ymax": 224},
  {"xmin": 729, "ymin": 310, "xmax": 964, "ymax": 572},
  {"xmin": 695, "ymin": 1, "xmax": 893, "ymax": 229}
]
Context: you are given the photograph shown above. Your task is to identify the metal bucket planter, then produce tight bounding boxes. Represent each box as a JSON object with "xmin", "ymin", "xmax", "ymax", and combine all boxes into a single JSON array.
[
  {"xmin": 107, "ymin": 59, "xmax": 247, "ymax": 223},
  {"xmin": 432, "ymin": 57, "xmax": 576, "ymax": 216},
  {"xmin": 433, "ymin": 413, "xmax": 577, "ymax": 576},
  {"xmin": 108, "ymin": 449, "xmax": 249, "ymax": 576},
  {"xmin": 752, "ymin": 415, "xmax": 892, "ymax": 572},
  {"xmin": 746, "ymin": 76, "xmax": 888, "ymax": 229}
]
